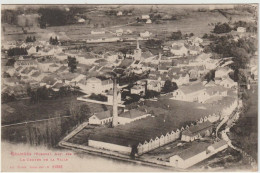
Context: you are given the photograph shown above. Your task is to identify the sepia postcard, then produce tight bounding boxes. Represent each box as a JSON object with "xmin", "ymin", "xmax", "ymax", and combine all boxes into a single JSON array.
[{"xmin": 1, "ymin": 4, "xmax": 258, "ymax": 172}]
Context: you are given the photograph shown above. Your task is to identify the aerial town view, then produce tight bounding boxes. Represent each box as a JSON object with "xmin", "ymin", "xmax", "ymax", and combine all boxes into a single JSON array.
[{"xmin": 1, "ymin": 4, "xmax": 258, "ymax": 172}]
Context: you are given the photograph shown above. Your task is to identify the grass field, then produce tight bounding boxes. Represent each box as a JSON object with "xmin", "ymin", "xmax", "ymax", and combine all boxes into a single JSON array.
[{"xmin": 2, "ymin": 10, "xmax": 234, "ymax": 43}]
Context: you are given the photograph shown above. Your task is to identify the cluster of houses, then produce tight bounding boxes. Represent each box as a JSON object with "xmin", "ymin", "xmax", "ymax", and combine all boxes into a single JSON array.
[{"xmin": 171, "ymin": 81, "xmax": 235, "ymax": 104}]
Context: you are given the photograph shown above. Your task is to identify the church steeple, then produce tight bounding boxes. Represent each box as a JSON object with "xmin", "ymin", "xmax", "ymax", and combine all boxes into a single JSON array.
[{"xmin": 134, "ymin": 39, "xmax": 142, "ymax": 61}]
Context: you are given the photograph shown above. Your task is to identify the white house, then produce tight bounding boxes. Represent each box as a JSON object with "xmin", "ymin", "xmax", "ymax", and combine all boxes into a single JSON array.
[
  {"xmin": 141, "ymin": 15, "xmax": 150, "ymax": 19},
  {"xmin": 237, "ymin": 27, "xmax": 246, "ymax": 33},
  {"xmin": 89, "ymin": 110, "xmax": 112, "ymax": 125},
  {"xmin": 169, "ymin": 140, "xmax": 228, "ymax": 169},
  {"xmin": 91, "ymin": 31, "xmax": 105, "ymax": 35},
  {"xmin": 27, "ymin": 46, "xmax": 37, "ymax": 55},
  {"xmin": 117, "ymin": 11, "xmax": 123, "ymax": 16},
  {"xmin": 215, "ymin": 67, "xmax": 233, "ymax": 79},
  {"xmin": 147, "ymin": 80, "xmax": 162, "ymax": 92},
  {"xmin": 146, "ymin": 19, "xmax": 152, "ymax": 24},
  {"xmin": 219, "ymin": 77, "xmax": 237, "ymax": 88},
  {"xmin": 172, "ymin": 83, "xmax": 206, "ymax": 102},
  {"xmin": 170, "ymin": 46, "xmax": 188, "ymax": 56},
  {"xmin": 171, "ymin": 73, "xmax": 189, "ymax": 86},
  {"xmin": 79, "ymin": 77, "xmax": 114, "ymax": 94},
  {"xmin": 78, "ymin": 18, "xmax": 85, "ymax": 23},
  {"xmin": 131, "ymin": 85, "xmax": 146, "ymax": 95},
  {"xmin": 14, "ymin": 59, "xmax": 38, "ymax": 68},
  {"xmin": 140, "ymin": 31, "xmax": 151, "ymax": 38}
]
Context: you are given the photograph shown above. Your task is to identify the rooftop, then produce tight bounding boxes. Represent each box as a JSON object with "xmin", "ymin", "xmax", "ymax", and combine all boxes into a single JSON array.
[
  {"xmin": 89, "ymin": 99, "xmax": 220, "ymax": 147},
  {"xmin": 182, "ymin": 121, "xmax": 213, "ymax": 136},
  {"xmin": 119, "ymin": 109, "xmax": 147, "ymax": 119},
  {"xmin": 93, "ymin": 110, "xmax": 111, "ymax": 120}
]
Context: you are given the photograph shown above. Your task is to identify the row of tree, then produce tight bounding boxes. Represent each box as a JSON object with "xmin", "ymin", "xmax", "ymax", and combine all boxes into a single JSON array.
[
  {"xmin": 49, "ymin": 36, "xmax": 59, "ymax": 45},
  {"xmin": 7, "ymin": 47, "xmax": 28, "ymax": 56},
  {"xmin": 25, "ymin": 36, "xmax": 36, "ymax": 42}
]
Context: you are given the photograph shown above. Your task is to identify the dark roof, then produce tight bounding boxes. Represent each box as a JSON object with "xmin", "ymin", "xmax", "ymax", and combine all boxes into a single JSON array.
[
  {"xmin": 16, "ymin": 66, "xmax": 23, "ymax": 72},
  {"xmin": 55, "ymin": 66, "xmax": 67, "ymax": 73},
  {"xmin": 21, "ymin": 67, "xmax": 37, "ymax": 74},
  {"xmin": 93, "ymin": 110, "xmax": 111, "ymax": 120},
  {"xmin": 182, "ymin": 121, "xmax": 213, "ymax": 136},
  {"xmin": 31, "ymin": 71, "xmax": 41, "ymax": 77},
  {"xmin": 41, "ymin": 76, "xmax": 57, "ymax": 85},
  {"xmin": 119, "ymin": 110, "xmax": 147, "ymax": 119},
  {"xmin": 119, "ymin": 59, "xmax": 134, "ymax": 67}
]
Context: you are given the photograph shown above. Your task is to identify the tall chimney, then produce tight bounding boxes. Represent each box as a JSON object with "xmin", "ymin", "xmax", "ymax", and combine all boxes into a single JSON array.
[
  {"xmin": 112, "ymin": 78, "xmax": 118, "ymax": 127},
  {"xmin": 136, "ymin": 39, "xmax": 140, "ymax": 49}
]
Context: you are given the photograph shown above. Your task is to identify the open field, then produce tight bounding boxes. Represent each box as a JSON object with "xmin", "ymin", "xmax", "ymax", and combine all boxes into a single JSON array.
[{"xmin": 2, "ymin": 10, "xmax": 237, "ymax": 42}]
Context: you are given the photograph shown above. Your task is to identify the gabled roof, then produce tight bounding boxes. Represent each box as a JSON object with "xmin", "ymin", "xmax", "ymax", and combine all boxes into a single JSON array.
[
  {"xmin": 93, "ymin": 110, "xmax": 111, "ymax": 120},
  {"xmin": 141, "ymin": 51, "xmax": 153, "ymax": 59},
  {"xmin": 176, "ymin": 142, "xmax": 211, "ymax": 160},
  {"xmin": 55, "ymin": 66, "xmax": 68, "ymax": 73},
  {"xmin": 52, "ymin": 82, "xmax": 65, "ymax": 89},
  {"xmin": 182, "ymin": 121, "xmax": 213, "ymax": 136},
  {"xmin": 101, "ymin": 79, "xmax": 113, "ymax": 85},
  {"xmin": 178, "ymin": 82, "xmax": 205, "ymax": 94},
  {"xmin": 31, "ymin": 71, "xmax": 41, "ymax": 77},
  {"xmin": 205, "ymin": 85, "xmax": 227, "ymax": 95},
  {"xmin": 119, "ymin": 109, "xmax": 147, "ymax": 119},
  {"xmin": 41, "ymin": 76, "xmax": 57, "ymax": 85}
]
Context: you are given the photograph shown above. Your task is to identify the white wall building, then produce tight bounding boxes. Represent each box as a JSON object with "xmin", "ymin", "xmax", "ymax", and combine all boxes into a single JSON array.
[
  {"xmin": 169, "ymin": 140, "xmax": 228, "ymax": 169},
  {"xmin": 89, "ymin": 110, "xmax": 112, "ymax": 125}
]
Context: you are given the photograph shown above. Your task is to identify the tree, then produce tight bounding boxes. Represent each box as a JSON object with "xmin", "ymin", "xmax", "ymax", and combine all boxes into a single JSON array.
[
  {"xmin": 213, "ymin": 23, "xmax": 232, "ymax": 34},
  {"xmin": 145, "ymin": 39, "xmax": 163, "ymax": 48},
  {"xmin": 162, "ymin": 80, "xmax": 178, "ymax": 93},
  {"xmin": 204, "ymin": 70, "xmax": 215, "ymax": 82},
  {"xmin": 79, "ymin": 104, "xmax": 91, "ymax": 122},
  {"xmin": 7, "ymin": 48, "xmax": 28, "ymax": 56},
  {"xmin": 67, "ymin": 56, "xmax": 78, "ymax": 73},
  {"xmin": 144, "ymin": 90, "xmax": 160, "ymax": 99},
  {"xmin": 119, "ymin": 48, "xmax": 129, "ymax": 59},
  {"xmin": 2, "ymin": 92, "xmax": 16, "ymax": 103},
  {"xmin": 171, "ymin": 30, "xmax": 182, "ymax": 40},
  {"xmin": 202, "ymin": 33, "xmax": 208, "ymax": 39}
]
